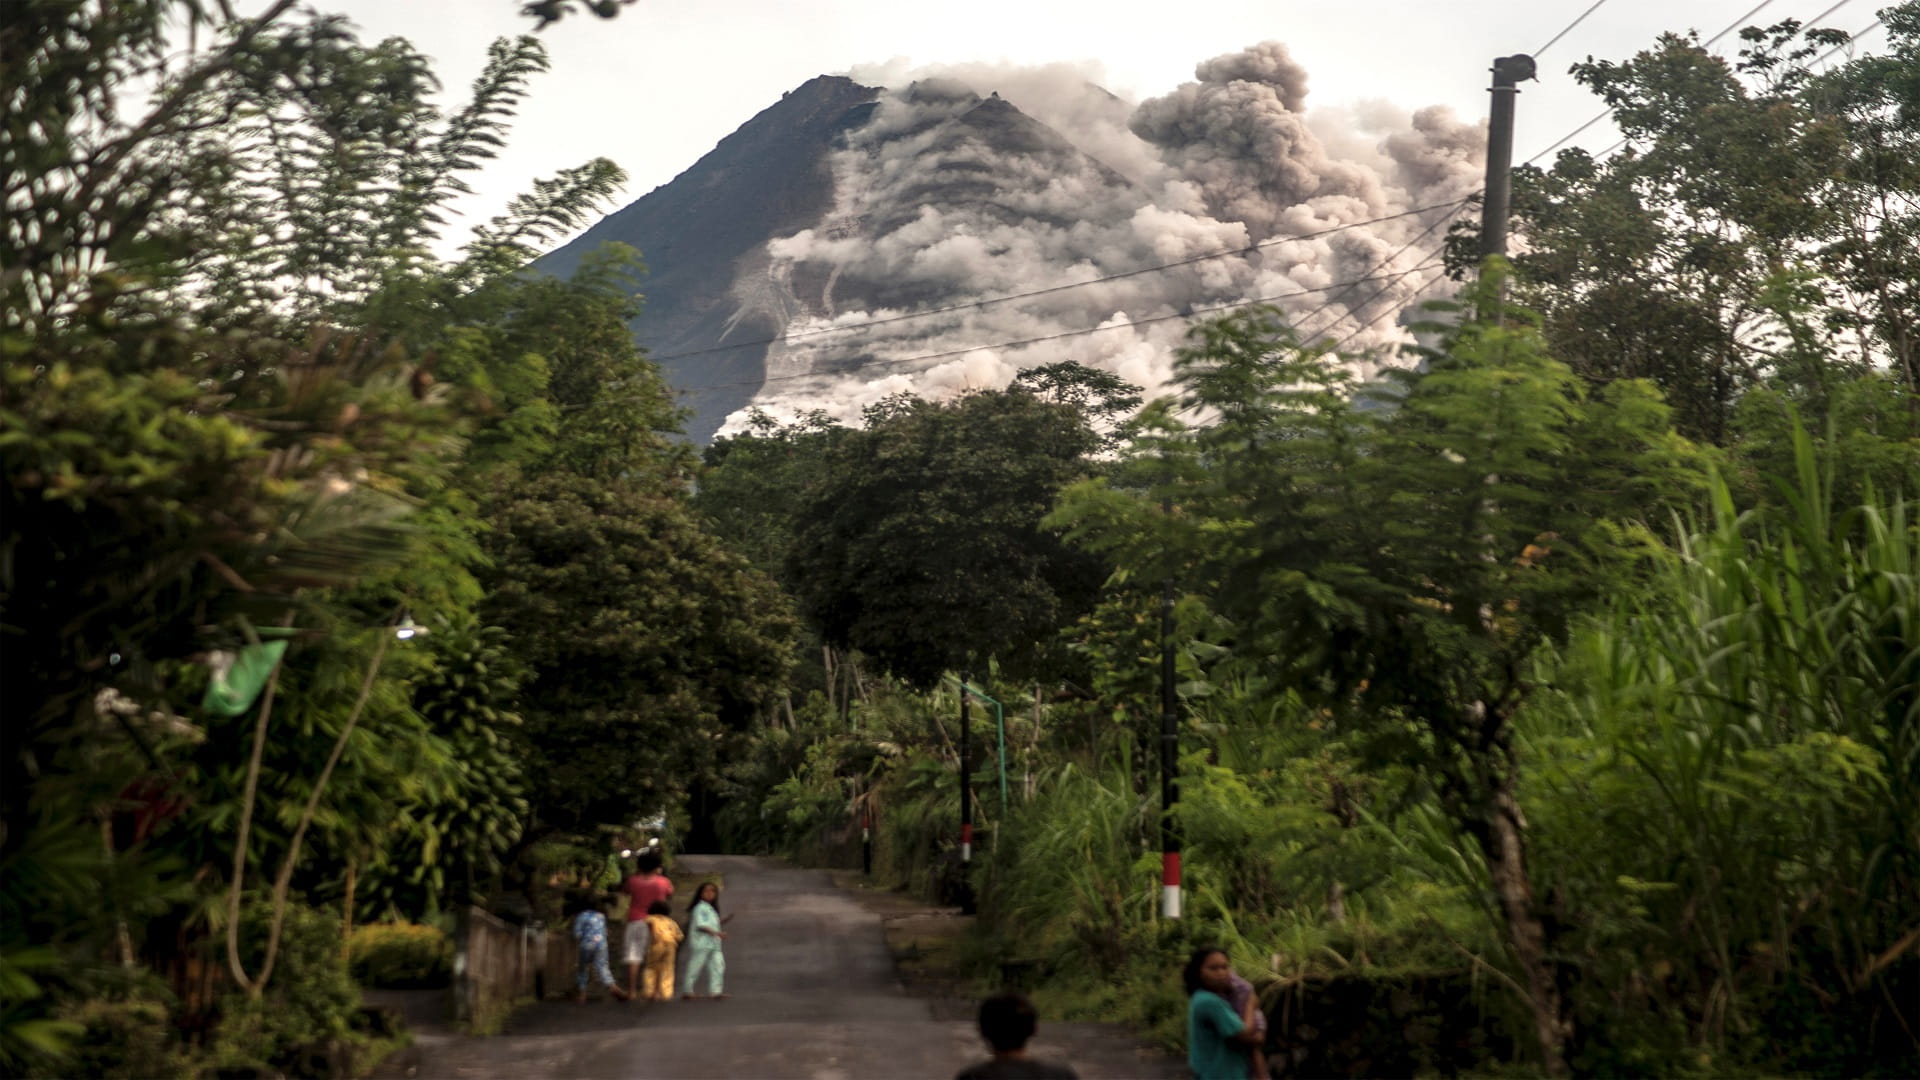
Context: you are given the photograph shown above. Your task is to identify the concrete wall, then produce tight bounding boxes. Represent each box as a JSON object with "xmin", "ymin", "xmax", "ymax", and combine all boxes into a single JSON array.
[
  {"xmin": 452, "ymin": 906, "xmax": 576, "ymax": 1032},
  {"xmin": 453, "ymin": 903, "xmax": 641, "ymax": 1030}
]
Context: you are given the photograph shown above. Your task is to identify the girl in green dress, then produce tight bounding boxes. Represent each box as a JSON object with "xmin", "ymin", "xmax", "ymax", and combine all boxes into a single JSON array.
[{"xmin": 683, "ymin": 881, "xmax": 729, "ymax": 999}]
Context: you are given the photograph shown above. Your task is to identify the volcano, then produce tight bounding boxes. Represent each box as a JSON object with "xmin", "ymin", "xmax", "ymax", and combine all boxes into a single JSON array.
[{"xmin": 540, "ymin": 48, "xmax": 1484, "ymax": 441}]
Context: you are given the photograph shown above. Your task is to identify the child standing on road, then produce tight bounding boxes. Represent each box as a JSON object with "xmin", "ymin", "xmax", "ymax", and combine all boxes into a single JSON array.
[
  {"xmin": 566, "ymin": 890, "xmax": 631, "ymax": 1003},
  {"xmin": 683, "ymin": 881, "xmax": 730, "ymax": 1000},
  {"xmin": 641, "ymin": 899, "xmax": 683, "ymax": 1001}
]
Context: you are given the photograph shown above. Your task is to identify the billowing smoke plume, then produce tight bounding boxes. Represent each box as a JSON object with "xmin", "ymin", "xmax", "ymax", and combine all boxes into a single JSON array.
[{"xmin": 719, "ymin": 43, "xmax": 1483, "ymax": 433}]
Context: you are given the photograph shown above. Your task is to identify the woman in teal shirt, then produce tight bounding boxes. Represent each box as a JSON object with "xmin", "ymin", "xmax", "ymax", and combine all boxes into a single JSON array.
[{"xmin": 1183, "ymin": 948, "xmax": 1262, "ymax": 1079}]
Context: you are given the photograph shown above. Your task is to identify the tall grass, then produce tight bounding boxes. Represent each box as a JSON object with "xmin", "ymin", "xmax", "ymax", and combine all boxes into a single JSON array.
[
  {"xmin": 727, "ymin": 428, "xmax": 1915, "ymax": 1074},
  {"xmin": 1525, "ymin": 428, "xmax": 1918, "ymax": 1072}
]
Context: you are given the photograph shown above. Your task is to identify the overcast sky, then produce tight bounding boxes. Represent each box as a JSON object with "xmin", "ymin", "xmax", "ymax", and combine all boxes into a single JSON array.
[{"xmin": 278, "ymin": 0, "xmax": 1888, "ymax": 253}]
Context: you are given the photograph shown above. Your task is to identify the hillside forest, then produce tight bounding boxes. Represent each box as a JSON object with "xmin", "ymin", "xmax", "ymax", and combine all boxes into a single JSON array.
[{"xmin": 3, "ymin": 1, "xmax": 1917, "ymax": 1077}]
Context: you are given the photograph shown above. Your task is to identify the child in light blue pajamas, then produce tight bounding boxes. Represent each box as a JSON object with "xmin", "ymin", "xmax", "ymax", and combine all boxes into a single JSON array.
[
  {"xmin": 683, "ymin": 881, "xmax": 729, "ymax": 999},
  {"xmin": 567, "ymin": 890, "xmax": 631, "ymax": 1002}
]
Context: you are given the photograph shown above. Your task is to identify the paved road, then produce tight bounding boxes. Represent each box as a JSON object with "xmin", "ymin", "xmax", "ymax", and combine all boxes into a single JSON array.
[{"xmin": 402, "ymin": 855, "xmax": 1180, "ymax": 1079}]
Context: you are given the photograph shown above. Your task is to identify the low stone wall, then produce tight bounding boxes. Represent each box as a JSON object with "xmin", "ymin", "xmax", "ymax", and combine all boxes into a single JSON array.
[
  {"xmin": 451, "ymin": 907, "xmax": 556, "ymax": 1031},
  {"xmin": 452, "ymin": 906, "xmax": 615, "ymax": 1030},
  {"xmin": 538, "ymin": 923, "xmax": 576, "ymax": 1000},
  {"xmin": 1264, "ymin": 972, "xmax": 1520, "ymax": 1077}
]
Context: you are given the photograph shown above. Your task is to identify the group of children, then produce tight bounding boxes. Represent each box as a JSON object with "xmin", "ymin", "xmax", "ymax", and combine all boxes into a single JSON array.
[{"xmin": 563, "ymin": 850, "xmax": 731, "ymax": 1005}]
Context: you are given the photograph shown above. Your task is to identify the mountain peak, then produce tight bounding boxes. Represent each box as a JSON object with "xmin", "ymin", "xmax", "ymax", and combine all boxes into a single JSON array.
[
  {"xmin": 539, "ymin": 73, "xmax": 1135, "ymax": 441},
  {"xmin": 541, "ymin": 48, "xmax": 1485, "ymax": 442}
]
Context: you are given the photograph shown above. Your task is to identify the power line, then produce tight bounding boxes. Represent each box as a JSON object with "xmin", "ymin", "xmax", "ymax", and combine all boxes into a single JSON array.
[
  {"xmin": 1296, "ymin": 221, "xmax": 1463, "ymax": 358},
  {"xmin": 1535, "ymin": 0, "xmax": 1614, "ymax": 59},
  {"xmin": 1524, "ymin": 108, "xmax": 1614, "ymax": 167},
  {"xmin": 1812, "ymin": 11, "xmax": 1882, "ymax": 58},
  {"xmin": 597, "ymin": 3, "xmax": 1853, "ymax": 415},
  {"xmin": 641, "ymin": 203, "xmax": 1472, "ymax": 403},
  {"xmin": 640, "ymin": 201, "xmax": 1468, "ymax": 366},
  {"xmin": 1704, "ymin": 0, "xmax": 1786, "ymax": 47},
  {"xmin": 1798, "ymin": 0, "xmax": 1860, "ymax": 31},
  {"xmin": 1589, "ymin": 12, "xmax": 1883, "ymax": 163},
  {"xmin": 660, "ymin": 257, "xmax": 1451, "ymax": 401},
  {"xmin": 1285, "ymin": 201, "xmax": 1471, "ymax": 341},
  {"xmin": 1521, "ymin": 0, "xmax": 1801, "ymax": 167},
  {"xmin": 1325, "ymin": 263, "xmax": 1451, "ymax": 355}
]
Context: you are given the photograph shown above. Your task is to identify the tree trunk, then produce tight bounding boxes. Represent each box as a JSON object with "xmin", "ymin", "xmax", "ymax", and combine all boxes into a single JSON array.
[
  {"xmin": 226, "ymin": 658, "xmax": 286, "ymax": 992},
  {"xmin": 851, "ymin": 655, "xmax": 870, "ymax": 704},
  {"xmin": 840, "ymin": 654, "xmax": 854, "ymax": 729},
  {"xmin": 1476, "ymin": 750, "xmax": 1569, "ymax": 1075},
  {"xmin": 103, "ymin": 818, "xmax": 135, "ymax": 968},
  {"xmin": 253, "ymin": 630, "xmax": 390, "ymax": 995},
  {"xmin": 823, "ymin": 646, "xmax": 837, "ymax": 717},
  {"xmin": 341, "ymin": 858, "xmax": 357, "ymax": 959},
  {"xmin": 1027, "ymin": 683, "xmax": 1041, "ymax": 800}
]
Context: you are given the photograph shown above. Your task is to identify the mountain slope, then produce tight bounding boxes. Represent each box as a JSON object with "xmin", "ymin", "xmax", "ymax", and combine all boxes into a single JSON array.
[
  {"xmin": 538, "ymin": 75, "xmax": 882, "ymax": 439},
  {"xmin": 542, "ymin": 46, "xmax": 1484, "ymax": 442}
]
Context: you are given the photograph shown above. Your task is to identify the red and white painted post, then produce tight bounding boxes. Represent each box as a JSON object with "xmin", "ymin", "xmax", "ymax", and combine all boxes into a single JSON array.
[{"xmin": 1160, "ymin": 535, "xmax": 1182, "ymax": 919}]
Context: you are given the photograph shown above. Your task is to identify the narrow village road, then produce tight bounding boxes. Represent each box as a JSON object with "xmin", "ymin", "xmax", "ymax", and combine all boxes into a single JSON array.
[{"xmin": 402, "ymin": 855, "xmax": 1180, "ymax": 1079}]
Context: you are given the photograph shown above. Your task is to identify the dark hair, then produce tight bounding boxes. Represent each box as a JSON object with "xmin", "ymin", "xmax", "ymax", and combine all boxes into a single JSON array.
[
  {"xmin": 646, "ymin": 899, "xmax": 672, "ymax": 917},
  {"xmin": 1182, "ymin": 947, "xmax": 1228, "ymax": 997},
  {"xmin": 563, "ymin": 889, "xmax": 593, "ymax": 918},
  {"xmin": 634, "ymin": 850, "xmax": 663, "ymax": 874},
  {"xmin": 977, "ymin": 991, "xmax": 1038, "ymax": 1053},
  {"xmin": 688, "ymin": 880, "xmax": 720, "ymax": 918}
]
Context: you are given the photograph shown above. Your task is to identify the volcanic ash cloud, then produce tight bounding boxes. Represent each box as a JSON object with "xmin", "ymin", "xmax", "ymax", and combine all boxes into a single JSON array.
[{"xmin": 724, "ymin": 42, "xmax": 1484, "ymax": 434}]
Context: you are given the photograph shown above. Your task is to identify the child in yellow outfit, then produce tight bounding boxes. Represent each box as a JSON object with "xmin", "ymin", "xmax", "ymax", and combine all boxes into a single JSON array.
[{"xmin": 641, "ymin": 899, "xmax": 683, "ymax": 1001}]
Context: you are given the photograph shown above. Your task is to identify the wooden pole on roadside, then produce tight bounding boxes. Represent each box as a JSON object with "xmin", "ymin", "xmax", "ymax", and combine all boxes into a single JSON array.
[
  {"xmin": 1160, "ymin": 498, "xmax": 1181, "ymax": 919},
  {"xmin": 958, "ymin": 670, "xmax": 976, "ymax": 915}
]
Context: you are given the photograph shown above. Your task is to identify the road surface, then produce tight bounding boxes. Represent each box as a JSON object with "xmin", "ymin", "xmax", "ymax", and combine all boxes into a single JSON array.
[{"xmin": 397, "ymin": 854, "xmax": 1180, "ymax": 1079}]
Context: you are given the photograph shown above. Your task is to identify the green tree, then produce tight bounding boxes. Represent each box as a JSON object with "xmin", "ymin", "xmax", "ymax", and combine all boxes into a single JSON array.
[
  {"xmin": 1053, "ymin": 283, "xmax": 1700, "ymax": 1072},
  {"xmin": 354, "ymin": 618, "xmax": 530, "ymax": 919},
  {"xmin": 787, "ymin": 384, "xmax": 1118, "ymax": 688},
  {"xmin": 1476, "ymin": 11, "xmax": 1920, "ymax": 443},
  {"xmin": 480, "ymin": 474, "xmax": 796, "ymax": 837},
  {"xmin": 521, "ymin": 0, "xmax": 639, "ymax": 28},
  {"xmin": 1, "ymin": 0, "xmax": 642, "ymax": 1064},
  {"xmin": 696, "ymin": 409, "xmax": 850, "ymax": 581}
]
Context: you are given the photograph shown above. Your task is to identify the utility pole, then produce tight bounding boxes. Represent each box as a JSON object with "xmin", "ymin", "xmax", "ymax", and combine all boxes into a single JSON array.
[
  {"xmin": 1159, "ymin": 499, "xmax": 1181, "ymax": 919},
  {"xmin": 1480, "ymin": 53, "xmax": 1537, "ymax": 260},
  {"xmin": 958, "ymin": 671, "xmax": 975, "ymax": 914},
  {"xmin": 861, "ymin": 802, "xmax": 873, "ymax": 877}
]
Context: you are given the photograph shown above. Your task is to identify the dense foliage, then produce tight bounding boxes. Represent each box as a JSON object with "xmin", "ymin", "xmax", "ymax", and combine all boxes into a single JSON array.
[
  {"xmin": 2, "ymin": 1, "xmax": 785, "ymax": 1073},
  {"xmin": 711, "ymin": 17, "xmax": 1920, "ymax": 1067},
  {"xmin": 783, "ymin": 381, "xmax": 1117, "ymax": 688},
  {"xmin": 7, "ymin": 1, "xmax": 1917, "ymax": 1077},
  {"xmin": 1473, "ymin": 8, "xmax": 1920, "ymax": 447}
]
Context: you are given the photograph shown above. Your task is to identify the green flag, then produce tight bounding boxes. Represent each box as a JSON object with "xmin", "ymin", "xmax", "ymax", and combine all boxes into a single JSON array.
[{"xmin": 201, "ymin": 636, "xmax": 291, "ymax": 717}]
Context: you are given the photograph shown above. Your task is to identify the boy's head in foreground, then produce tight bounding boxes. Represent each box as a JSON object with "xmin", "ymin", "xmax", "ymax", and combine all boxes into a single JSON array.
[{"xmin": 978, "ymin": 990, "xmax": 1039, "ymax": 1054}]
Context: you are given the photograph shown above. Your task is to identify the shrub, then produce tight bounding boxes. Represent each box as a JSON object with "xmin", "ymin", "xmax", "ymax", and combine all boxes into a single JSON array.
[
  {"xmin": 209, "ymin": 902, "xmax": 363, "ymax": 1078},
  {"xmin": 348, "ymin": 923, "xmax": 453, "ymax": 989},
  {"xmin": 54, "ymin": 998, "xmax": 198, "ymax": 1080}
]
